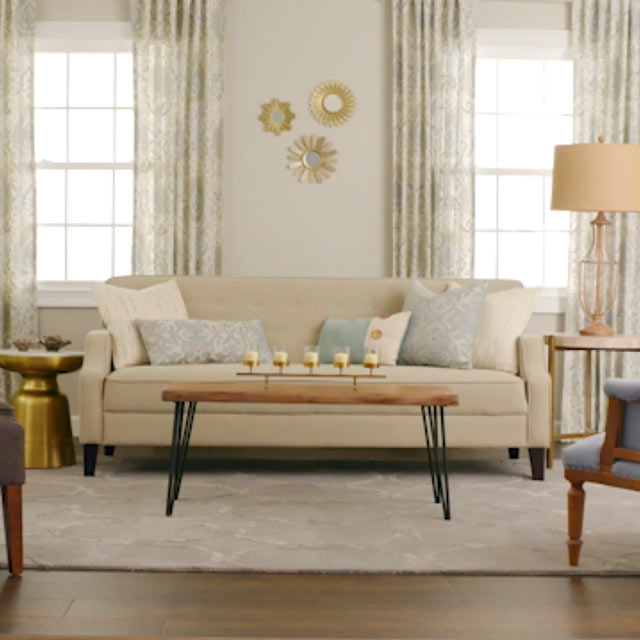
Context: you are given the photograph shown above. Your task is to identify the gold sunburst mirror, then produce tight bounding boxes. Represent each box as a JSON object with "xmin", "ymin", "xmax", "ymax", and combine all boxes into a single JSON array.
[
  {"xmin": 287, "ymin": 135, "xmax": 337, "ymax": 184},
  {"xmin": 309, "ymin": 81, "xmax": 355, "ymax": 127},
  {"xmin": 258, "ymin": 98, "xmax": 295, "ymax": 136}
]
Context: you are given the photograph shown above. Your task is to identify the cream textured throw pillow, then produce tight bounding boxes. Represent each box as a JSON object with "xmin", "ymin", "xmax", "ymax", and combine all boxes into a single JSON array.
[
  {"xmin": 93, "ymin": 280, "xmax": 189, "ymax": 369},
  {"xmin": 449, "ymin": 284, "xmax": 540, "ymax": 373},
  {"xmin": 364, "ymin": 311, "xmax": 411, "ymax": 365}
]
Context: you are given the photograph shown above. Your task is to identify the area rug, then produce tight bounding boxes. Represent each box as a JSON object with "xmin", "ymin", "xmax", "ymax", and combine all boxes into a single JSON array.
[{"xmin": 5, "ymin": 454, "xmax": 640, "ymax": 573}]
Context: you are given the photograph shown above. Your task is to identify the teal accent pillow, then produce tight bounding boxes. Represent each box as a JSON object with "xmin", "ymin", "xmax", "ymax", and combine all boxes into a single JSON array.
[
  {"xmin": 135, "ymin": 318, "xmax": 272, "ymax": 366},
  {"xmin": 398, "ymin": 281, "xmax": 488, "ymax": 368},
  {"xmin": 318, "ymin": 316, "xmax": 371, "ymax": 364}
]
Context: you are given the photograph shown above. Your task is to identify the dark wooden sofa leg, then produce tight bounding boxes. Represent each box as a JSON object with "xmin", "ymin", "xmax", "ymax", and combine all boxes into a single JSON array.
[
  {"xmin": 2, "ymin": 485, "xmax": 23, "ymax": 575},
  {"xmin": 84, "ymin": 444, "xmax": 98, "ymax": 476},
  {"xmin": 528, "ymin": 448, "xmax": 545, "ymax": 480},
  {"xmin": 104, "ymin": 446, "xmax": 115, "ymax": 456},
  {"xmin": 567, "ymin": 480, "xmax": 585, "ymax": 566},
  {"xmin": 508, "ymin": 447, "xmax": 519, "ymax": 459}
]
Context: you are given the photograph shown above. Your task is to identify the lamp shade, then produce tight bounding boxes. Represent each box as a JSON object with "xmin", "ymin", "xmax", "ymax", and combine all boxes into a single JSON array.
[{"xmin": 551, "ymin": 143, "xmax": 640, "ymax": 213}]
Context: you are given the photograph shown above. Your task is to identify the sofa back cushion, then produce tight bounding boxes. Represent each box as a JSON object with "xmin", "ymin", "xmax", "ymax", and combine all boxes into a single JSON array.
[{"xmin": 106, "ymin": 277, "xmax": 521, "ymax": 365}]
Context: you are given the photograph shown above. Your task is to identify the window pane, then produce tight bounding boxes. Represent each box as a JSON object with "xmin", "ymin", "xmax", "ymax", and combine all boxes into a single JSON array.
[
  {"xmin": 34, "ymin": 53, "xmax": 67, "ymax": 108},
  {"xmin": 115, "ymin": 170, "xmax": 133, "ymax": 224},
  {"xmin": 475, "ymin": 175, "xmax": 496, "ymax": 230},
  {"xmin": 498, "ymin": 232, "xmax": 544, "ymax": 286},
  {"xmin": 475, "ymin": 115, "xmax": 497, "ymax": 168},
  {"xmin": 116, "ymin": 53, "xmax": 133, "ymax": 108},
  {"xmin": 67, "ymin": 170, "xmax": 113, "ymax": 224},
  {"xmin": 37, "ymin": 227, "xmax": 66, "ymax": 280},
  {"xmin": 545, "ymin": 176, "xmax": 570, "ymax": 230},
  {"xmin": 67, "ymin": 227, "xmax": 112, "ymax": 281},
  {"xmin": 475, "ymin": 59, "xmax": 497, "ymax": 113},
  {"xmin": 545, "ymin": 115, "xmax": 573, "ymax": 168},
  {"xmin": 68, "ymin": 109, "xmax": 114, "ymax": 162},
  {"xmin": 545, "ymin": 232, "xmax": 569, "ymax": 287},
  {"xmin": 498, "ymin": 60, "xmax": 544, "ymax": 114},
  {"xmin": 69, "ymin": 53, "xmax": 114, "ymax": 107},
  {"xmin": 474, "ymin": 232, "xmax": 497, "ymax": 279},
  {"xmin": 544, "ymin": 60, "xmax": 573, "ymax": 115},
  {"xmin": 114, "ymin": 227, "xmax": 133, "ymax": 276},
  {"xmin": 115, "ymin": 109, "xmax": 134, "ymax": 162},
  {"xmin": 36, "ymin": 170, "xmax": 66, "ymax": 224},
  {"xmin": 498, "ymin": 115, "xmax": 553, "ymax": 169},
  {"xmin": 498, "ymin": 175, "xmax": 544, "ymax": 231},
  {"xmin": 35, "ymin": 109, "xmax": 67, "ymax": 162}
]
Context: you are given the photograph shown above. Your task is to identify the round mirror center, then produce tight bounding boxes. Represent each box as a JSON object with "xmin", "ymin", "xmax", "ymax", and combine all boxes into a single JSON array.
[
  {"xmin": 271, "ymin": 109, "xmax": 284, "ymax": 123},
  {"xmin": 304, "ymin": 151, "xmax": 322, "ymax": 168},
  {"xmin": 323, "ymin": 94, "xmax": 343, "ymax": 113}
]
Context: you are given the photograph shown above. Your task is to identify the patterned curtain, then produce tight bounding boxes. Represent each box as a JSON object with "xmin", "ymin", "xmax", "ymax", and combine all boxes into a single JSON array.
[
  {"xmin": 391, "ymin": 0, "xmax": 477, "ymax": 278},
  {"xmin": 0, "ymin": 0, "xmax": 37, "ymax": 400},
  {"xmin": 131, "ymin": 0, "xmax": 226, "ymax": 276},
  {"xmin": 562, "ymin": 0, "xmax": 640, "ymax": 433}
]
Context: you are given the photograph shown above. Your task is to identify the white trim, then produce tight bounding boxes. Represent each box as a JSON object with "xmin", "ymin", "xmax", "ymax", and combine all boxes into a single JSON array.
[
  {"xmin": 478, "ymin": 29, "xmax": 571, "ymax": 59},
  {"xmin": 37, "ymin": 282, "xmax": 96, "ymax": 308}
]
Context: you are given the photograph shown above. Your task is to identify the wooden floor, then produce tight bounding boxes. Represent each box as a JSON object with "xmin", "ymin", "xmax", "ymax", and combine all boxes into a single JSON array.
[{"xmin": 1, "ymin": 571, "xmax": 640, "ymax": 639}]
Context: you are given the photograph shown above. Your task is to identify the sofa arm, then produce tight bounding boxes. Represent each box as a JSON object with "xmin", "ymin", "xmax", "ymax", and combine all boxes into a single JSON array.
[
  {"xmin": 79, "ymin": 329, "xmax": 112, "ymax": 444},
  {"xmin": 518, "ymin": 334, "xmax": 551, "ymax": 448}
]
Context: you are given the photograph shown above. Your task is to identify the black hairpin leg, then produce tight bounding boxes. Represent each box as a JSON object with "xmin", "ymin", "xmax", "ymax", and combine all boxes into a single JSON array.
[
  {"xmin": 166, "ymin": 401, "xmax": 197, "ymax": 516},
  {"xmin": 421, "ymin": 405, "xmax": 451, "ymax": 520}
]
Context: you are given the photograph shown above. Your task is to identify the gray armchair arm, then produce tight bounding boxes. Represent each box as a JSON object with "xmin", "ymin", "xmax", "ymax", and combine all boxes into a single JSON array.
[{"xmin": 604, "ymin": 378, "xmax": 640, "ymax": 402}]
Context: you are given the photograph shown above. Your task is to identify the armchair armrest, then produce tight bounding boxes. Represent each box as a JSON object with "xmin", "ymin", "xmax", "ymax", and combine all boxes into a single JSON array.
[
  {"xmin": 518, "ymin": 334, "xmax": 551, "ymax": 448},
  {"xmin": 79, "ymin": 329, "xmax": 112, "ymax": 444},
  {"xmin": 604, "ymin": 378, "xmax": 640, "ymax": 402}
]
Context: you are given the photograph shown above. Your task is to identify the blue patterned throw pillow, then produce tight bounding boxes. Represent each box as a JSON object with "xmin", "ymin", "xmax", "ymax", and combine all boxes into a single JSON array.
[
  {"xmin": 398, "ymin": 281, "xmax": 488, "ymax": 368},
  {"xmin": 135, "ymin": 318, "xmax": 272, "ymax": 366}
]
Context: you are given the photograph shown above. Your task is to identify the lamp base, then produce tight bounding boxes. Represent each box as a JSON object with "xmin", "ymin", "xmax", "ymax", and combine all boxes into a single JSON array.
[{"xmin": 579, "ymin": 320, "xmax": 615, "ymax": 337}]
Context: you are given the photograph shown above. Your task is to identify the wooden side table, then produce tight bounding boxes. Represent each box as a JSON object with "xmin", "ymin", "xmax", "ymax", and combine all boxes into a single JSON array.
[
  {"xmin": 545, "ymin": 334, "xmax": 640, "ymax": 468},
  {"xmin": 0, "ymin": 350, "xmax": 83, "ymax": 468}
]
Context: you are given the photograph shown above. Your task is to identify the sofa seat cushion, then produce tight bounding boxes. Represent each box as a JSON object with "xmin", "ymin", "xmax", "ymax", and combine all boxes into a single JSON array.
[{"xmin": 104, "ymin": 364, "xmax": 527, "ymax": 416}]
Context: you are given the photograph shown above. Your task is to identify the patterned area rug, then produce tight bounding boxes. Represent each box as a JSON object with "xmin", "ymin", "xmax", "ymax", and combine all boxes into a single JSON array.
[{"xmin": 6, "ymin": 454, "xmax": 640, "ymax": 573}]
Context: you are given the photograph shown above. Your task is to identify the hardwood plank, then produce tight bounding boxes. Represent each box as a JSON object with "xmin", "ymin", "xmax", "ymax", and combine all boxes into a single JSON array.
[
  {"xmin": 162, "ymin": 382, "xmax": 459, "ymax": 407},
  {"xmin": 0, "ymin": 617, "xmax": 163, "ymax": 637}
]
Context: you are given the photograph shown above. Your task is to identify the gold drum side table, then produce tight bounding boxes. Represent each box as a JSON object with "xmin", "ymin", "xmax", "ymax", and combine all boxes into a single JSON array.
[{"xmin": 0, "ymin": 350, "xmax": 83, "ymax": 468}]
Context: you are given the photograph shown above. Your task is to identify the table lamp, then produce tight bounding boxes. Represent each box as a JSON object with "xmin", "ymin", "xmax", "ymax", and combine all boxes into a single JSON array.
[{"xmin": 551, "ymin": 139, "xmax": 640, "ymax": 336}]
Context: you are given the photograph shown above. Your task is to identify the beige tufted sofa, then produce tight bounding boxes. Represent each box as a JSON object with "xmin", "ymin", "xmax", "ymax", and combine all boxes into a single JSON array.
[{"xmin": 79, "ymin": 276, "xmax": 550, "ymax": 479}]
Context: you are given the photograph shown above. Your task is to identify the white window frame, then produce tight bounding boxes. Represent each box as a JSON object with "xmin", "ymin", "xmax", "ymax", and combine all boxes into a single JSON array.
[
  {"xmin": 35, "ymin": 22, "xmax": 133, "ymax": 308},
  {"xmin": 476, "ymin": 28, "xmax": 571, "ymax": 314}
]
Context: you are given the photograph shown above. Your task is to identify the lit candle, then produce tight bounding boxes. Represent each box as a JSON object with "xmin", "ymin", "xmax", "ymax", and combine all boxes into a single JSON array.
[
  {"xmin": 333, "ymin": 352, "xmax": 349, "ymax": 366},
  {"xmin": 244, "ymin": 350, "xmax": 259, "ymax": 366},
  {"xmin": 304, "ymin": 351, "xmax": 319, "ymax": 366},
  {"xmin": 273, "ymin": 350, "xmax": 288, "ymax": 366},
  {"xmin": 364, "ymin": 352, "xmax": 379, "ymax": 367}
]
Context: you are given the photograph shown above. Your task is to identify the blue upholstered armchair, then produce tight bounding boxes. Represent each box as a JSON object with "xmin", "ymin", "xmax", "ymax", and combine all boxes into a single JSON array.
[{"xmin": 563, "ymin": 378, "xmax": 640, "ymax": 566}]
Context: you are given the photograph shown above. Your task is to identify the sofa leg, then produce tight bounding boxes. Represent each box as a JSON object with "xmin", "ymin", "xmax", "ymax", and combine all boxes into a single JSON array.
[
  {"xmin": 567, "ymin": 480, "xmax": 585, "ymax": 566},
  {"xmin": 2, "ymin": 485, "xmax": 23, "ymax": 575},
  {"xmin": 528, "ymin": 448, "xmax": 545, "ymax": 480},
  {"xmin": 104, "ymin": 446, "xmax": 115, "ymax": 456},
  {"xmin": 84, "ymin": 444, "xmax": 98, "ymax": 476},
  {"xmin": 508, "ymin": 447, "xmax": 519, "ymax": 459}
]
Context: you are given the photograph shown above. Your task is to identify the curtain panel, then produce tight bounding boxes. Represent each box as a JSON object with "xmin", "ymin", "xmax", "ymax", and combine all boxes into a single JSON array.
[
  {"xmin": 562, "ymin": 0, "xmax": 640, "ymax": 432},
  {"xmin": 391, "ymin": 0, "xmax": 477, "ymax": 278},
  {"xmin": 0, "ymin": 0, "xmax": 37, "ymax": 400},
  {"xmin": 131, "ymin": 0, "xmax": 226, "ymax": 276}
]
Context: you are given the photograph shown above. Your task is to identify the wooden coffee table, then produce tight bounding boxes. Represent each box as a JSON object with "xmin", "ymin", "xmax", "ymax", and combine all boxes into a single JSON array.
[{"xmin": 162, "ymin": 382, "xmax": 459, "ymax": 519}]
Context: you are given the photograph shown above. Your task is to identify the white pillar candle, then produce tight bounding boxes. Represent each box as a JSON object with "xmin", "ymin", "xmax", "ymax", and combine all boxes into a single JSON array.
[
  {"xmin": 304, "ymin": 351, "xmax": 319, "ymax": 366},
  {"xmin": 364, "ymin": 352, "xmax": 379, "ymax": 366},
  {"xmin": 273, "ymin": 350, "xmax": 288, "ymax": 365},
  {"xmin": 333, "ymin": 352, "xmax": 349, "ymax": 366},
  {"xmin": 244, "ymin": 350, "xmax": 259, "ymax": 364}
]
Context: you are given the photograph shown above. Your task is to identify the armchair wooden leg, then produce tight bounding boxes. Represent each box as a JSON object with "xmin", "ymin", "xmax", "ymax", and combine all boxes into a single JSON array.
[
  {"xmin": 567, "ymin": 480, "xmax": 585, "ymax": 567},
  {"xmin": 2, "ymin": 485, "xmax": 23, "ymax": 575}
]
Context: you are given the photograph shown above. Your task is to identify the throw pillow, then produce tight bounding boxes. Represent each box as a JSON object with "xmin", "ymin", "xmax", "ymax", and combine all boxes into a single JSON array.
[
  {"xmin": 448, "ymin": 283, "xmax": 541, "ymax": 373},
  {"xmin": 398, "ymin": 281, "xmax": 488, "ymax": 368},
  {"xmin": 93, "ymin": 280, "xmax": 189, "ymax": 369},
  {"xmin": 136, "ymin": 318, "xmax": 272, "ymax": 366},
  {"xmin": 318, "ymin": 312, "xmax": 412, "ymax": 366}
]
